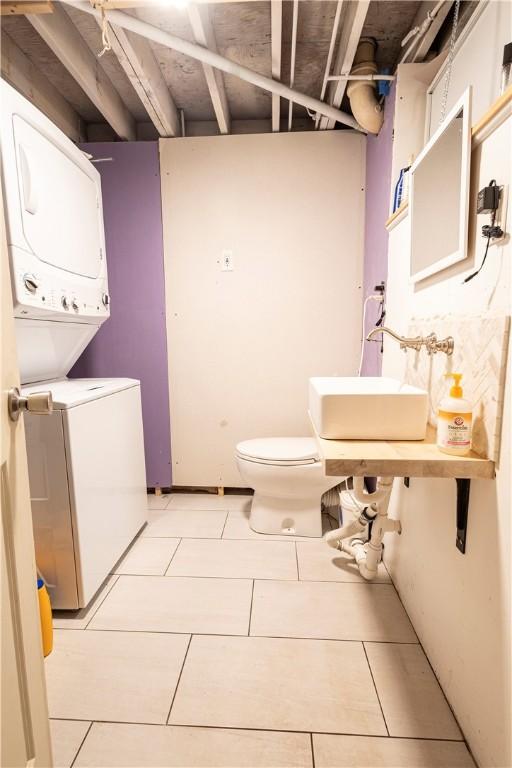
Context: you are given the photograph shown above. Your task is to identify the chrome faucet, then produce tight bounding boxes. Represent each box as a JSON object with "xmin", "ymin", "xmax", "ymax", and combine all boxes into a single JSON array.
[{"xmin": 366, "ymin": 326, "xmax": 454, "ymax": 356}]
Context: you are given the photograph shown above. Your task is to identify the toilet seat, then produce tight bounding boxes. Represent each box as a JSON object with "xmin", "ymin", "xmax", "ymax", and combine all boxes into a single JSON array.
[{"xmin": 236, "ymin": 437, "xmax": 319, "ymax": 467}]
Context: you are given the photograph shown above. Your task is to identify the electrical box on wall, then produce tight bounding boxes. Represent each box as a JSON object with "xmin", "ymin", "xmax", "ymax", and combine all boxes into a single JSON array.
[{"xmin": 221, "ymin": 250, "xmax": 234, "ymax": 271}]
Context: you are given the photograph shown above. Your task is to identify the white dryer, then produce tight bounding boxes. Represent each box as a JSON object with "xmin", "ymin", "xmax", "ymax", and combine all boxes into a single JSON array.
[{"xmin": 1, "ymin": 80, "xmax": 147, "ymax": 608}]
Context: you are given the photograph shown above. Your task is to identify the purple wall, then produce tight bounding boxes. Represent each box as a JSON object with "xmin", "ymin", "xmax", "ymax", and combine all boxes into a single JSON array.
[
  {"xmin": 361, "ymin": 85, "xmax": 396, "ymax": 376},
  {"xmin": 71, "ymin": 142, "xmax": 172, "ymax": 488}
]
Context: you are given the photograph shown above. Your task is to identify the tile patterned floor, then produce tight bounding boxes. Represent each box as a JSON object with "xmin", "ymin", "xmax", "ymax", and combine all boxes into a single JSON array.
[{"xmin": 48, "ymin": 492, "xmax": 475, "ymax": 767}]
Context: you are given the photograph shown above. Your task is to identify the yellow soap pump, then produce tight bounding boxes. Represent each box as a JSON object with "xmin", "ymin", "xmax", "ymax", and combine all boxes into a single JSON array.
[{"xmin": 437, "ymin": 373, "xmax": 473, "ymax": 456}]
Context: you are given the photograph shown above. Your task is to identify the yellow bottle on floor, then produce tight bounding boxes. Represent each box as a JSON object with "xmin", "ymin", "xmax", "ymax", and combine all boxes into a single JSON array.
[
  {"xmin": 37, "ymin": 578, "xmax": 53, "ymax": 657},
  {"xmin": 437, "ymin": 373, "xmax": 473, "ymax": 456}
]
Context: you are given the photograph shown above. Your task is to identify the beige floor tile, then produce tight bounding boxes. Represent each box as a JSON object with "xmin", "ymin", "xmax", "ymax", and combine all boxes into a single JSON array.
[
  {"xmin": 364, "ymin": 642, "xmax": 462, "ymax": 739},
  {"xmin": 250, "ymin": 581, "xmax": 417, "ymax": 642},
  {"xmin": 167, "ymin": 493, "xmax": 251, "ymax": 511},
  {"xmin": 169, "ymin": 635, "xmax": 386, "ymax": 735},
  {"xmin": 313, "ymin": 734, "xmax": 475, "ymax": 767},
  {"xmin": 144, "ymin": 508, "xmax": 227, "ymax": 538},
  {"xmin": 297, "ymin": 542, "xmax": 391, "ymax": 583},
  {"xmin": 113, "ymin": 537, "xmax": 180, "ymax": 575},
  {"xmin": 148, "ymin": 493, "xmax": 171, "ymax": 510},
  {"xmin": 222, "ymin": 508, "xmax": 333, "ymax": 541},
  {"xmin": 89, "ymin": 575, "xmax": 252, "ymax": 635},
  {"xmin": 166, "ymin": 539, "xmax": 298, "ymax": 580},
  {"xmin": 50, "ymin": 720, "xmax": 90, "ymax": 768},
  {"xmin": 74, "ymin": 723, "xmax": 312, "ymax": 767},
  {"xmin": 52, "ymin": 576, "xmax": 119, "ymax": 630},
  {"xmin": 46, "ymin": 629, "xmax": 189, "ymax": 724}
]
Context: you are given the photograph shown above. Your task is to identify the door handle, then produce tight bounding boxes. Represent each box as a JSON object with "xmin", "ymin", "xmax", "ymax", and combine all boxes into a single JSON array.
[
  {"xmin": 8, "ymin": 388, "xmax": 53, "ymax": 422},
  {"xmin": 19, "ymin": 145, "xmax": 38, "ymax": 214}
]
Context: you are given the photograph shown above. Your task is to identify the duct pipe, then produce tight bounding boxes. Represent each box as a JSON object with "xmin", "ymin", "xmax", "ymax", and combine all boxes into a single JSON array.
[
  {"xmin": 62, "ymin": 0, "xmax": 363, "ymax": 132},
  {"xmin": 347, "ymin": 37, "xmax": 384, "ymax": 135}
]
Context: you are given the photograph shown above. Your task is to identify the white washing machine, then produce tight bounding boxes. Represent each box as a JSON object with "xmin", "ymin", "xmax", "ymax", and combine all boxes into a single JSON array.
[
  {"xmin": 23, "ymin": 378, "xmax": 147, "ymax": 609},
  {"xmin": 1, "ymin": 80, "xmax": 147, "ymax": 608}
]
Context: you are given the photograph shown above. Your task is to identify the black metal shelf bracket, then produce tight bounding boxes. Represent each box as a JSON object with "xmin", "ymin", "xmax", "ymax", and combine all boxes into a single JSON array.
[
  {"xmin": 455, "ymin": 478, "xmax": 471, "ymax": 554},
  {"xmin": 403, "ymin": 476, "xmax": 471, "ymax": 553}
]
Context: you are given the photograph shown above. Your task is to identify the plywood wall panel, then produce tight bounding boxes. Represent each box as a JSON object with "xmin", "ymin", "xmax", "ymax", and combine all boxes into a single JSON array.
[{"xmin": 160, "ymin": 131, "xmax": 365, "ymax": 486}]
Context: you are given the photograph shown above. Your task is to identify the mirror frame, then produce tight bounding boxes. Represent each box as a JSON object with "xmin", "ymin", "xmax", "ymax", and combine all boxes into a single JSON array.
[{"xmin": 409, "ymin": 87, "xmax": 472, "ymax": 283}]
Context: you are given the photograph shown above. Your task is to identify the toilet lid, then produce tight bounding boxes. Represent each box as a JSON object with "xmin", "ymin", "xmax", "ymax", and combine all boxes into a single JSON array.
[{"xmin": 236, "ymin": 437, "xmax": 319, "ymax": 464}]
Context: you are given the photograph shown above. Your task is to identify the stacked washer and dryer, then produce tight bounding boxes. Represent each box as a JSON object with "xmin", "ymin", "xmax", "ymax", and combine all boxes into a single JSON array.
[{"xmin": 1, "ymin": 80, "xmax": 147, "ymax": 609}]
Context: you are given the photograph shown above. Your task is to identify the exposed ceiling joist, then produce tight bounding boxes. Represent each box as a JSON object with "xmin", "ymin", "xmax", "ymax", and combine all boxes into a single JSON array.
[
  {"xmin": 270, "ymin": 0, "xmax": 282, "ymax": 133},
  {"xmin": 405, "ymin": 0, "xmax": 454, "ymax": 63},
  {"xmin": 98, "ymin": 19, "xmax": 181, "ymax": 136},
  {"xmin": 76, "ymin": 0, "xmax": 259, "ymax": 6},
  {"xmin": 319, "ymin": 0, "xmax": 370, "ymax": 130},
  {"xmin": 26, "ymin": 2, "xmax": 136, "ymax": 139},
  {"xmin": 1, "ymin": 29, "xmax": 84, "ymax": 141},
  {"xmin": 1, "ymin": 2, "xmax": 52, "ymax": 15},
  {"xmin": 287, "ymin": 0, "xmax": 298, "ymax": 131},
  {"xmin": 62, "ymin": 0, "xmax": 362, "ymax": 130},
  {"xmin": 187, "ymin": 2, "xmax": 230, "ymax": 135}
]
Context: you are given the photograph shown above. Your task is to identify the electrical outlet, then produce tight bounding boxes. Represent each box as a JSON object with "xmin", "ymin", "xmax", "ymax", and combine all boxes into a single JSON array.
[{"xmin": 221, "ymin": 250, "xmax": 234, "ymax": 271}]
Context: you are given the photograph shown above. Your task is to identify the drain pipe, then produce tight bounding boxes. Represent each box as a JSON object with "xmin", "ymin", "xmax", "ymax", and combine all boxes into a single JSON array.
[
  {"xmin": 347, "ymin": 37, "xmax": 384, "ymax": 135},
  {"xmin": 325, "ymin": 476, "xmax": 400, "ymax": 581},
  {"xmin": 61, "ymin": 0, "xmax": 363, "ymax": 132}
]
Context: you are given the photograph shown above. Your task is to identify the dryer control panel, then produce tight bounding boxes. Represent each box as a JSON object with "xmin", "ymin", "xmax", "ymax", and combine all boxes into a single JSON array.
[{"xmin": 12, "ymin": 247, "xmax": 110, "ymax": 322}]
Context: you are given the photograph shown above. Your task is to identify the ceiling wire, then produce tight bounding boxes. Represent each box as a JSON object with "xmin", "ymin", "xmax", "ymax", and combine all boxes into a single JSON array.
[
  {"xmin": 439, "ymin": 0, "xmax": 461, "ymax": 124},
  {"xmin": 95, "ymin": 1, "xmax": 112, "ymax": 58}
]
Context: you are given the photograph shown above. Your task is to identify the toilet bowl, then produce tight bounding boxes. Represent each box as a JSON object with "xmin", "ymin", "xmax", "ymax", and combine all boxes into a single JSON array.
[{"xmin": 235, "ymin": 437, "xmax": 346, "ymax": 538}]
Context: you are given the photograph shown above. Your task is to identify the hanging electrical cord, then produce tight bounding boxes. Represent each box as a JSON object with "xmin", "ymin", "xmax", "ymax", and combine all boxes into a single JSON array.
[
  {"xmin": 95, "ymin": 1, "xmax": 112, "ymax": 58},
  {"xmin": 464, "ymin": 180, "xmax": 504, "ymax": 283},
  {"xmin": 357, "ymin": 285, "xmax": 385, "ymax": 376},
  {"xmin": 439, "ymin": 0, "xmax": 461, "ymax": 124}
]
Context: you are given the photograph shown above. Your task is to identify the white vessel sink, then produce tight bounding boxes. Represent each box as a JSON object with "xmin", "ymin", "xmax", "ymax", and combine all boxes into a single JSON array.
[{"xmin": 309, "ymin": 377, "xmax": 429, "ymax": 441}]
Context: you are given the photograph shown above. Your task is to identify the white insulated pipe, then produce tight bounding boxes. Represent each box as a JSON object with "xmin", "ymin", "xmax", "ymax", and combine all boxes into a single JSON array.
[
  {"xmin": 62, "ymin": 0, "xmax": 363, "ymax": 132},
  {"xmin": 327, "ymin": 75, "xmax": 395, "ymax": 82},
  {"xmin": 399, "ymin": 0, "xmax": 447, "ymax": 64},
  {"xmin": 341, "ymin": 477, "xmax": 399, "ymax": 581},
  {"xmin": 352, "ymin": 476, "xmax": 391, "ymax": 506}
]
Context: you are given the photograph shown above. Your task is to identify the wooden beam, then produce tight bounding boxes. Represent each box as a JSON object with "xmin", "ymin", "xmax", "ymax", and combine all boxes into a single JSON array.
[
  {"xmin": 319, "ymin": 0, "xmax": 370, "ymax": 130},
  {"xmin": 85, "ymin": 0, "xmax": 262, "ymax": 6},
  {"xmin": 26, "ymin": 2, "xmax": 136, "ymax": 140},
  {"xmin": 406, "ymin": 1, "xmax": 453, "ymax": 63},
  {"xmin": 1, "ymin": 30, "xmax": 85, "ymax": 142},
  {"xmin": 100, "ymin": 21, "xmax": 181, "ymax": 136},
  {"xmin": 187, "ymin": 2, "xmax": 230, "ymax": 135},
  {"xmin": 1, "ymin": 1, "xmax": 52, "ymax": 15},
  {"xmin": 270, "ymin": 0, "xmax": 282, "ymax": 132}
]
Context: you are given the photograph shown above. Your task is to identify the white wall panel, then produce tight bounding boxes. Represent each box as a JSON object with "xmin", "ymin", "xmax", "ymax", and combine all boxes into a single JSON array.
[
  {"xmin": 428, "ymin": 1, "xmax": 511, "ymax": 135},
  {"xmin": 160, "ymin": 131, "xmax": 365, "ymax": 486},
  {"xmin": 384, "ymin": 116, "xmax": 511, "ymax": 768}
]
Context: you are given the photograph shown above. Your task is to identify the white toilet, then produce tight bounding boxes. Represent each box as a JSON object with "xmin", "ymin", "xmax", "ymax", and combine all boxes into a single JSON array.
[{"xmin": 235, "ymin": 437, "xmax": 346, "ymax": 537}]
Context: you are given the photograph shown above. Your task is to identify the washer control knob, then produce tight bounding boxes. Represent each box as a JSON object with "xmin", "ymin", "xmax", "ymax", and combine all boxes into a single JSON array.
[
  {"xmin": 71, "ymin": 299, "xmax": 79, "ymax": 312},
  {"xmin": 102, "ymin": 292, "xmax": 110, "ymax": 308},
  {"xmin": 61, "ymin": 296, "xmax": 70, "ymax": 310},
  {"xmin": 23, "ymin": 273, "xmax": 39, "ymax": 294}
]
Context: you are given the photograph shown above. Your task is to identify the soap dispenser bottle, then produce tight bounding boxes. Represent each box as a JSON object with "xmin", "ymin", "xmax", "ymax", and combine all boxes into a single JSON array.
[{"xmin": 437, "ymin": 373, "xmax": 473, "ymax": 456}]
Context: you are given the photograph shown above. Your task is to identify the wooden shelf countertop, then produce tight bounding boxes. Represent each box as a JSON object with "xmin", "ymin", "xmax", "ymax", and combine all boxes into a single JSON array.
[{"xmin": 312, "ymin": 424, "xmax": 495, "ymax": 480}]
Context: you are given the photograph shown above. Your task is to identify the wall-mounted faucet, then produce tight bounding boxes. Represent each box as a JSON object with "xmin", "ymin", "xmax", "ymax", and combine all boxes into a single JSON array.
[{"xmin": 366, "ymin": 326, "xmax": 454, "ymax": 356}]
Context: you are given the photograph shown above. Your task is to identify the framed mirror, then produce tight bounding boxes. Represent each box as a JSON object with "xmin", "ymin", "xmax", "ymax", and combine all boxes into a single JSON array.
[{"xmin": 409, "ymin": 87, "xmax": 471, "ymax": 283}]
